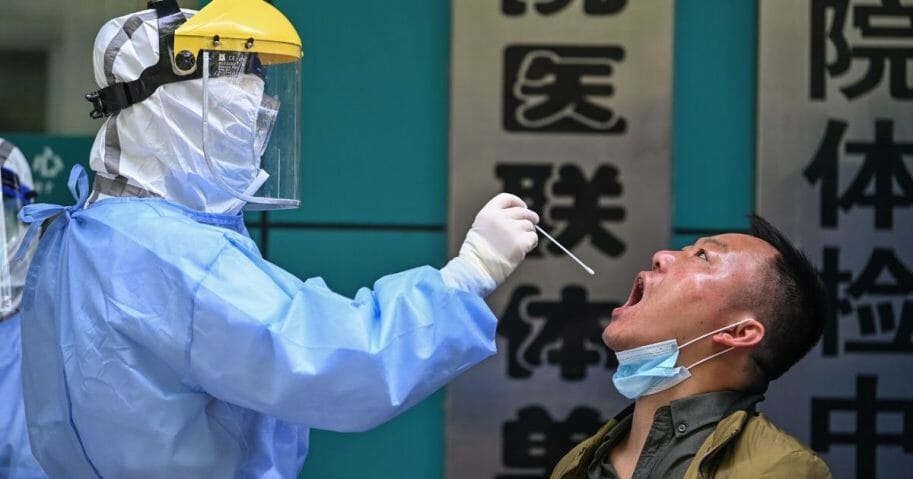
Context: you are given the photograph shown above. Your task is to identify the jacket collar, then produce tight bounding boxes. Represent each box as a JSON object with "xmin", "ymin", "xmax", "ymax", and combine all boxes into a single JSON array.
[
  {"xmin": 684, "ymin": 394, "xmax": 764, "ymax": 478},
  {"xmin": 548, "ymin": 394, "xmax": 764, "ymax": 479}
]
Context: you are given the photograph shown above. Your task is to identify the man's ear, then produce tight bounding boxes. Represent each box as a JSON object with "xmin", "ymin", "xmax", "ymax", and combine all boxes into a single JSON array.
[{"xmin": 712, "ymin": 318, "xmax": 765, "ymax": 348}]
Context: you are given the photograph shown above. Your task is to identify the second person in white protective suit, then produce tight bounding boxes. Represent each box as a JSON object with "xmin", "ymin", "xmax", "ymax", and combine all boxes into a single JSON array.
[
  {"xmin": 0, "ymin": 138, "xmax": 45, "ymax": 479},
  {"xmin": 17, "ymin": 1, "xmax": 538, "ymax": 477}
]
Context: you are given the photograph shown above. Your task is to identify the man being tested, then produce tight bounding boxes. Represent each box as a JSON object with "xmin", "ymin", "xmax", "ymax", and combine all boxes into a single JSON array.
[
  {"xmin": 17, "ymin": 1, "xmax": 539, "ymax": 477},
  {"xmin": 550, "ymin": 215, "xmax": 832, "ymax": 479}
]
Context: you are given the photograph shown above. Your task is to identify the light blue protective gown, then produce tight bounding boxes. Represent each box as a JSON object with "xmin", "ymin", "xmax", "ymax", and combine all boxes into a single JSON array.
[
  {"xmin": 18, "ymin": 167, "xmax": 497, "ymax": 478},
  {"xmin": 0, "ymin": 314, "xmax": 47, "ymax": 479}
]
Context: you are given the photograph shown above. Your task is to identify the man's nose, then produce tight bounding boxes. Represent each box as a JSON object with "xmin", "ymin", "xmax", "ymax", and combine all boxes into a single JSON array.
[{"xmin": 652, "ymin": 250, "xmax": 675, "ymax": 272}]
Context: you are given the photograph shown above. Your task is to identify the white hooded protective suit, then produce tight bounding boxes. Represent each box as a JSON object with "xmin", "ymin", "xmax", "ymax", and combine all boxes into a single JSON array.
[
  {"xmin": 19, "ymin": 8, "xmax": 496, "ymax": 479},
  {"xmin": 0, "ymin": 138, "xmax": 45, "ymax": 479}
]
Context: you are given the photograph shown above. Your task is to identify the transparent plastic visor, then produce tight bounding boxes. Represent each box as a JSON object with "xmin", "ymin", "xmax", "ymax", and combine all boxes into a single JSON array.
[{"xmin": 201, "ymin": 50, "xmax": 301, "ymax": 210}]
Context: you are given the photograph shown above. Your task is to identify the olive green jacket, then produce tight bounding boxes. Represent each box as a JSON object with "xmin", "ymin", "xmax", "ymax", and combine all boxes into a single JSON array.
[{"xmin": 549, "ymin": 399, "xmax": 832, "ymax": 479}]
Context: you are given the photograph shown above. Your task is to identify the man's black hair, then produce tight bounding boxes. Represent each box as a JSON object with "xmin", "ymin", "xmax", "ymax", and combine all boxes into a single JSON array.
[{"xmin": 747, "ymin": 214, "xmax": 827, "ymax": 382}]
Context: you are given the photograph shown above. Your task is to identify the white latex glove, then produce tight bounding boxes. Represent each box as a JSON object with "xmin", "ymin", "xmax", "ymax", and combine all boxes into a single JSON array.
[{"xmin": 441, "ymin": 193, "xmax": 539, "ymax": 297}]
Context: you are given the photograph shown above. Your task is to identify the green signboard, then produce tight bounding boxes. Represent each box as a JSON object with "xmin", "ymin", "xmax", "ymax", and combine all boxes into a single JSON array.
[{"xmin": 0, "ymin": 134, "xmax": 93, "ymax": 206}]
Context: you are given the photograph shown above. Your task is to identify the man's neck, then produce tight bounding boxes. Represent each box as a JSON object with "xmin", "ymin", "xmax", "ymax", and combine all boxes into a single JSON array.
[
  {"xmin": 607, "ymin": 391, "xmax": 669, "ymax": 478},
  {"xmin": 624, "ymin": 390, "xmax": 677, "ymax": 453},
  {"xmin": 610, "ymin": 381, "xmax": 716, "ymax": 477}
]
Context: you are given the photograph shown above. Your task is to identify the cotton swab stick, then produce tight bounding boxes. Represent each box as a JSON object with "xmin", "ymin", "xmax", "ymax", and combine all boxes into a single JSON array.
[{"xmin": 534, "ymin": 224, "xmax": 595, "ymax": 275}]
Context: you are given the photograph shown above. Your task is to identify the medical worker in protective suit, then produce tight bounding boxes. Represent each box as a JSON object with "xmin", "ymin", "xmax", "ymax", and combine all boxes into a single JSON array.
[
  {"xmin": 0, "ymin": 138, "xmax": 45, "ymax": 479},
  {"xmin": 18, "ymin": 1, "xmax": 538, "ymax": 477}
]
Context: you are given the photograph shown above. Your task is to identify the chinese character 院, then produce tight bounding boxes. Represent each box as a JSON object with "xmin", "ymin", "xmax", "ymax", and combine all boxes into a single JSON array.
[
  {"xmin": 504, "ymin": 45, "xmax": 626, "ymax": 133},
  {"xmin": 498, "ymin": 285, "xmax": 617, "ymax": 380},
  {"xmin": 496, "ymin": 163, "xmax": 626, "ymax": 258},
  {"xmin": 804, "ymin": 119, "xmax": 913, "ymax": 229},
  {"xmin": 501, "ymin": 0, "xmax": 626, "ymax": 16},
  {"xmin": 497, "ymin": 406, "xmax": 605, "ymax": 479},
  {"xmin": 811, "ymin": 375, "xmax": 913, "ymax": 478},
  {"xmin": 811, "ymin": 0, "xmax": 913, "ymax": 100},
  {"xmin": 819, "ymin": 246, "xmax": 913, "ymax": 356}
]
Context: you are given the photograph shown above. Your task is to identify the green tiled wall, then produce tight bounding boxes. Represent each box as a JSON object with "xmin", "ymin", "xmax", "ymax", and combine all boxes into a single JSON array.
[
  {"xmin": 266, "ymin": 229, "xmax": 446, "ymax": 301},
  {"xmin": 268, "ymin": 0, "xmax": 450, "ymax": 226},
  {"xmin": 673, "ymin": 0, "xmax": 756, "ymax": 236}
]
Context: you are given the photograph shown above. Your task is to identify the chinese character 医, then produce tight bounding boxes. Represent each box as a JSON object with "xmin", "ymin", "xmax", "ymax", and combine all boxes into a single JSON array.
[{"xmin": 504, "ymin": 45, "xmax": 626, "ymax": 133}]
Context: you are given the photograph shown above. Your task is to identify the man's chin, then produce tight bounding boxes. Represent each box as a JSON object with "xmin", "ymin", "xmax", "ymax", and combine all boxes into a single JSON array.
[
  {"xmin": 602, "ymin": 309, "xmax": 646, "ymax": 351},
  {"xmin": 601, "ymin": 327, "xmax": 612, "ymax": 348},
  {"xmin": 602, "ymin": 323, "xmax": 625, "ymax": 351}
]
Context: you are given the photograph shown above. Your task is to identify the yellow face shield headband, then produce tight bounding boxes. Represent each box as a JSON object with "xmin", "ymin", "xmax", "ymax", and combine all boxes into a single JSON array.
[{"xmin": 172, "ymin": 0, "xmax": 302, "ymax": 74}]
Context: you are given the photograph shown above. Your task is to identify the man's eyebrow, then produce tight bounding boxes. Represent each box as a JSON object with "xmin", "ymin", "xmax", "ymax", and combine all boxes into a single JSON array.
[{"xmin": 697, "ymin": 237, "xmax": 729, "ymax": 251}]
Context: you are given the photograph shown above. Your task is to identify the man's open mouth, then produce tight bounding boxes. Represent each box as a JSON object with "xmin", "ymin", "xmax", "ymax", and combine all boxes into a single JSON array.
[
  {"xmin": 613, "ymin": 273, "xmax": 646, "ymax": 317},
  {"xmin": 627, "ymin": 274, "xmax": 645, "ymax": 307}
]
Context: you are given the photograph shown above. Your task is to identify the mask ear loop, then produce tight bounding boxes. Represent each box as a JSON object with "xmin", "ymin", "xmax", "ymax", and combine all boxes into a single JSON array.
[
  {"xmin": 201, "ymin": 51, "xmax": 299, "ymax": 209},
  {"xmin": 686, "ymin": 347, "xmax": 735, "ymax": 370},
  {"xmin": 679, "ymin": 318, "xmax": 754, "ymax": 369}
]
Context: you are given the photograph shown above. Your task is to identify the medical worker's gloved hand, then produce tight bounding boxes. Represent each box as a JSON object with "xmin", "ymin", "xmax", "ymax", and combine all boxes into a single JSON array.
[{"xmin": 441, "ymin": 193, "xmax": 539, "ymax": 297}]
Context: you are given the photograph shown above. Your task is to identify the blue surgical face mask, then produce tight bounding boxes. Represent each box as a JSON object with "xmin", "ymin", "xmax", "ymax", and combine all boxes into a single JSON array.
[{"xmin": 611, "ymin": 319, "xmax": 752, "ymax": 400}]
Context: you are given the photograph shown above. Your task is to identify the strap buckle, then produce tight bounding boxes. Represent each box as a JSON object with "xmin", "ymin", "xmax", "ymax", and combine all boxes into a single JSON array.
[{"xmin": 85, "ymin": 90, "xmax": 108, "ymax": 119}]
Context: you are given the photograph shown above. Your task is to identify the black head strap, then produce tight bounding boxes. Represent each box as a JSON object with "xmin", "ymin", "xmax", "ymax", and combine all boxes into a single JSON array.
[{"xmin": 86, "ymin": 0, "xmax": 201, "ymax": 119}]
